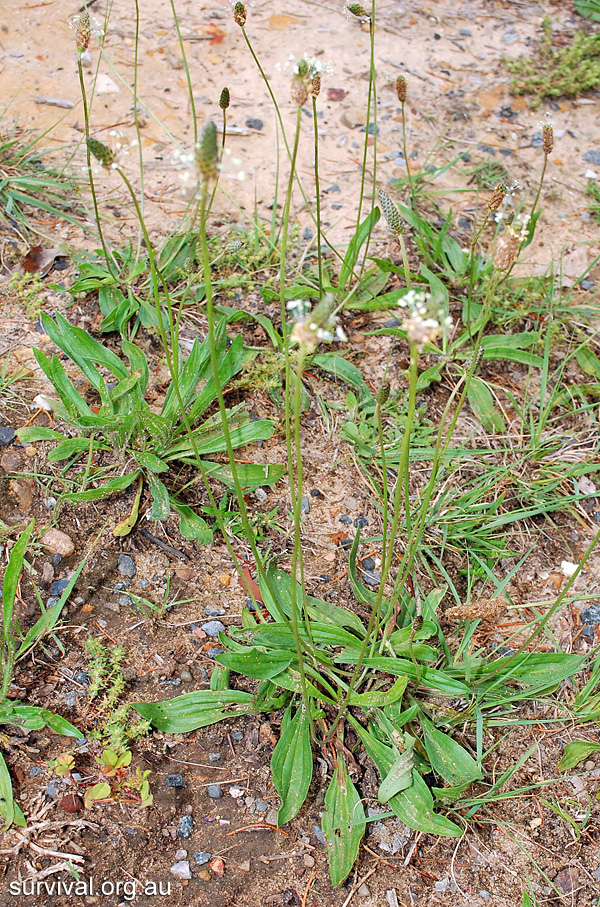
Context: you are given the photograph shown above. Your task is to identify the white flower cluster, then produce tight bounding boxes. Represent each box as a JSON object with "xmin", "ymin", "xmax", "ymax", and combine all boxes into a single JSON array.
[
  {"xmin": 288, "ymin": 295, "xmax": 347, "ymax": 351},
  {"xmin": 398, "ymin": 290, "xmax": 452, "ymax": 350}
]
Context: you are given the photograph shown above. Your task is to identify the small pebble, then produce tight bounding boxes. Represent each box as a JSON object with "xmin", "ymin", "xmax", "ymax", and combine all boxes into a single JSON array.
[
  {"xmin": 459, "ymin": 28, "xmax": 472, "ymax": 36},
  {"xmin": 354, "ymin": 515, "xmax": 368, "ymax": 528},
  {"xmin": 479, "ymin": 892, "xmax": 491, "ymax": 901},
  {"xmin": 207, "ymin": 646, "xmax": 223, "ymax": 658},
  {"xmin": 245, "ymin": 117, "xmax": 263, "ymax": 130},
  {"xmin": 254, "ymin": 799, "xmax": 268, "ymax": 813},
  {"xmin": 363, "ymin": 570, "xmax": 381, "ymax": 587},
  {"xmin": 303, "ymin": 227, "xmax": 313, "ymax": 240},
  {"xmin": 584, "ymin": 761, "xmax": 596, "ymax": 772},
  {"xmin": 29, "ymin": 765, "xmax": 43, "ymax": 777},
  {"xmin": 193, "ymin": 851, "xmax": 212, "ymax": 865},
  {"xmin": 583, "ymin": 150, "xmax": 600, "ymax": 165},
  {"xmin": 531, "ymin": 133, "xmax": 543, "ymax": 148},
  {"xmin": 310, "ymin": 488, "xmax": 322, "ymax": 498},
  {"xmin": 208, "ymin": 752, "xmax": 221, "ymax": 763},
  {"xmin": 358, "ymin": 883, "xmax": 371, "ymax": 897},
  {"xmin": 0, "ymin": 427, "xmax": 16, "ymax": 446},
  {"xmin": 165, "ymin": 774, "xmax": 185, "ymax": 788},
  {"xmin": 74, "ymin": 671, "xmax": 90, "ymax": 685},
  {"xmin": 170, "ymin": 861, "xmax": 192, "ymax": 880},
  {"xmin": 581, "ymin": 605, "xmax": 600, "ymax": 625},
  {"xmin": 229, "ymin": 786, "xmax": 243, "ymax": 798},
  {"xmin": 201, "ymin": 620, "xmax": 225, "ymax": 637},
  {"xmin": 174, "ymin": 848, "xmax": 187, "ymax": 861},
  {"xmin": 50, "ymin": 579, "xmax": 70, "ymax": 596},
  {"xmin": 207, "ymin": 784, "xmax": 223, "ymax": 799},
  {"xmin": 41, "ymin": 529, "xmax": 74, "ymax": 557},
  {"xmin": 179, "ymin": 669, "xmax": 193, "ymax": 683},
  {"xmin": 580, "ymin": 280, "xmax": 596, "ymax": 291},
  {"xmin": 44, "ymin": 497, "xmax": 57, "ymax": 509},
  {"xmin": 301, "ymin": 495, "xmax": 310, "ymax": 514},
  {"xmin": 52, "ymin": 553, "xmax": 62, "ymax": 566},
  {"xmin": 64, "ymin": 691, "xmax": 78, "ymax": 708},
  {"xmin": 231, "ymin": 730, "xmax": 244, "ymax": 742},
  {"xmin": 254, "ymin": 487, "xmax": 268, "ymax": 503},
  {"xmin": 204, "ymin": 606, "xmax": 226, "ymax": 617},
  {"xmin": 339, "ymin": 514, "xmax": 352, "ymax": 524},
  {"xmin": 177, "ymin": 815, "xmax": 194, "ymax": 839},
  {"xmin": 118, "ymin": 553, "xmax": 136, "ymax": 578},
  {"xmin": 46, "ymin": 782, "xmax": 60, "ymax": 799},
  {"xmin": 265, "ymin": 807, "xmax": 278, "ymax": 826},
  {"xmin": 312, "ymin": 824, "xmax": 326, "ymax": 845},
  {"xmin": 362, "ymin": 557, "xmax": 375, "ymax": 571}
]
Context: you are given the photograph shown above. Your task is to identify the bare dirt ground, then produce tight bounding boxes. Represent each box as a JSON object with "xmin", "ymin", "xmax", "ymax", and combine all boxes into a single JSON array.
[{"xmin": 1, "ymin": 1, "xmax": 600, "ymax": 906}]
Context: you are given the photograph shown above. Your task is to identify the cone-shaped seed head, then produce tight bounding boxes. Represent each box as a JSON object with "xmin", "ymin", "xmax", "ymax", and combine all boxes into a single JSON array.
[
  {"xmin": 542, "ymin": 123, "xmax": 554, "ymax": 155},
  {"xmin": 488, "ymin": 183, "xmax": 507, "ymax": 212},
  {"xmin": 379, "ymin": 189, "xmax": 404, "ymax": 236},
  {"xmin": 395, "ymin": 74, "xmax": 407, "ymax": 103},
  {"xmin": 195, "ymin": 121, "xmax": 219, "ymax": 182},
  {"xmin": 219, "ymin": 87, "xmax": 230, "ymax": 110},
  {"xmin": 412, "ymin": 616, "xmax": 424, "ymax": 632},
  {"xmin": 311, "ymin": 73, "xmax": 321, "ymax": 98},
  {"xmin": 233, "ymin": 2, "xmax": 247, "ymax": 26},
  {"xmin": 347, "ymin": 4, "xmax": 368, "ymax": 18},
  {"xmin": 86, "ymin": 136, "xmax": 115, "ymax": 168},
  {"xmin": 375, "ymin": 383, "xmax": 390, "ymax": 405},
  {"xmin": 72, "ymin": 11, "xmax": 91, "ymax": 52}
]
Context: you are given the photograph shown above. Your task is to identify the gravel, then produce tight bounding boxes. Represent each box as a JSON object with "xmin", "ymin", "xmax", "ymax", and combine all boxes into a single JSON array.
[
  {"xmin": 50, "ymin": 579, "xmax": 70, "ymax": 596},
  {"xmin": 581, "ymin": 604, "xmax": 600, "ymax": 625},
  {"xmin": 170, "ymin": 861, "xmax": 192, "ymax": 880},
  {"xmin": 201, "ymin": 620, "xmax": 225, "ymax": 637},
  {"xmin": 312, "ymin": 824, "xmax": 326, "ymax": 845},
  {"xmin": 207, "ymin": 784, "xmax": 223, "ymax": 799},
  {"xmin": 0, "ymin": 427, "xmax": 16, "ymax": 446},
  {"xmin": 118, "ymin": 554, "xmax": 136, "ymax": 579},
  {"xmin": 193, "ymin": 851, "xmax": 212, "ymax": 865},
  {"xmin": 177, "ymin": 815, "xmax": 194, "ymax": 839},
  {"xmin": 165, "ymin": 774, "xmax": 185, "ymax": 788},
  {"xmin": 245, "ymin": 117, "xmax": 263, "ymax": 130},
  {"xmin": 301, "ymin": 495, "xmax": 310, "ymax": 514},
  {"xmin": 583, "ymin": 150, "xmax": 600, "ymax": 165}
]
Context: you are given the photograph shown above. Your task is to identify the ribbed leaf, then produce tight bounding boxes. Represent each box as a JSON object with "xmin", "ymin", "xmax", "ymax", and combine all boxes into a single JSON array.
[
  {"xmin": 271, "ymin": 705, "xmax": 313, "ymax": 825},
  {"xmin": 322, "ymin": 756, "xmax": 365, "ymax": 886},
  {"xmin": 132, "ymin": 689, "xmax": 256, "ymax": 732},
  {"xmin": 420, "ymin": 714, "xmax": 482, "ymax": 785}
]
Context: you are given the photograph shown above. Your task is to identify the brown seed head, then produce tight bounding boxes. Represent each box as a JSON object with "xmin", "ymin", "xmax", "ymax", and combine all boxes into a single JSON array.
[
  {"xmin": 311, "ymin": 73, "xmax": 321, "ymax": 98},
  {"xmin": 444, "ymin": 598, "xmax": 505, "ymax": 622},
  {"xmin": 542, "ymin": 122, "xmax": 554, "ymax": 155},
  {"xmin": 291, "ymin": 60, "xmax": 311, "ymax": 107},
  {"xmin": 493, "ymin": 228, "xmax": 520, "ymax": 271},
  {"xmin": 488, "ymin": 183, "xmax": 507, "ymax": 212},
  {"xmin": 233, "ymin": 2, "xmax": 247, "ymax": 27},
  {"xmin": 86, "ymin": 136, "xmax": 115, "ymax": 168},
  {"xmin": 395, "ymin": 74, "xmax": 407, "ymax": 104},
  {"xmin": 72, "ymin": 11, "xmax": 91, "ymax": 52},
  {"xmin": 412, "ymin": 616, "xmax": 424, "ymax": 632},
  {"xmin": 219, "ymin": 87, "xmax": 230, "ymax": 110}
]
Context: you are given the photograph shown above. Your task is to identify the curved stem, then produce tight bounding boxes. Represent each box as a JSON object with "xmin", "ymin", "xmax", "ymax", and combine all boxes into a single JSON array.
[
  {"xmin": 311, "ymin": 95, "xmax": 323, "ymax": 295},
  {"xmin": 401, "ymin": 100, "xmax": 415, "ymax": 209}
]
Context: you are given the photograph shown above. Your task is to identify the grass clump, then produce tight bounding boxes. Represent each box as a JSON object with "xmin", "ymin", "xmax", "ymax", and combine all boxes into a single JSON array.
[{"xmin": 505, "ymin": 17, "xmax": 600, "ymax": 106}]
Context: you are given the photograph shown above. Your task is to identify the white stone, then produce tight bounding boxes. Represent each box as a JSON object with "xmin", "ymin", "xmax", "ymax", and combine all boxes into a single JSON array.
[{"xmin": 170, "ymin": 861, "xmax": 192, "ymax": 880}]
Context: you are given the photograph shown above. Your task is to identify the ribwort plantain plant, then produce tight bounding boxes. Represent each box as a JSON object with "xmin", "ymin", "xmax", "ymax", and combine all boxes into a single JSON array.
[{"xmin": 20, "ymin": 0, "xmax": 597, "ymax": 889}]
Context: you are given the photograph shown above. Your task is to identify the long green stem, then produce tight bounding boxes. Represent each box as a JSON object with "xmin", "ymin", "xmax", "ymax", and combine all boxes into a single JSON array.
[
  {"xmin": 169, "ymin": 0, "xmax": 197, "ymax": 144},
  {"xmin": 77, "ymin": 53, "xmax": 115, "ymax": 276},
  {"xmin": 401, "ymin": 100, "xmax": 415, "ymax": 209},
  {"xmin": 529, "ymin": 153, "xmax": 548, "ymax": 227},
  {"xmin": 311, "ymin": 96, "xmax": 323, "ymax": 295},
  {"xmin": 398, "ymin": 234, "xmax": 412, "ymax": 292},
  {"xmin": 356, "ymin": 4, "xmax": 377, "ymax": 277},
  {"xmin": 326, "ymin": 342, "xmax": 420, "ymax": 739}
]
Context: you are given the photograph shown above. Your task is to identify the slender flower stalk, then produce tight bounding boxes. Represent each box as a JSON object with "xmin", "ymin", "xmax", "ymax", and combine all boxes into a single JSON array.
[
  {"xmin": 311, "ymin": 83, "xmax": 324, "ymax": 294},
  {"xmin": 73, "ymin": 19, "xmax": 116, "ymax": 276},
  {"xmin": 354, "ymin": 0, "xmax": 377, "ymax": 278},
  {"xmin": 395, "ymin": 74, "xmax": 415, "ymax": 209},
  {"xmin": 530, "ymin": 114, "xmax": 554, "ymax": 227}
]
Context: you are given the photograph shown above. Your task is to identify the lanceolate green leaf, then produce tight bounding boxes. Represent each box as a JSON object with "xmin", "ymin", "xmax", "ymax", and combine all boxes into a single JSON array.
[
  {"xmin": 420, "ymin": 714, "xmax": 482, "ymax": 786},
  {"xmin": 322, "ymin": 755, "xmax": 366, "ymax": 887},
  {"xmin": 216, "ymin": 648, "xmax": 294, "ymax": 680},
  {"xmin": 338, "ymin": 207, "xmax": 381, "ymax": 294},
  {"xmin": 0, "ymin": 751, "xmax": 15, "ymax": 829},
  {"xmin": 3, "ymin": 520, "xmax": 34, "ymax": 644},
  {"xmin": 132, "ymin": 689, "xmax": 256, "ymax": 733},
  {"xmin": 271, "ymin": 705, "xmax": 313, "ymax": 825},
  {"xmin": 557, "ymin": 740, "xmax": 600, "ymax": 772},
  {"xmin": 467, "ymin": 377, "xmax": 505, "ymax": 433},
  {"xmin": 63, "ymin": 472, "xmax": 140, "ymax": 502}
]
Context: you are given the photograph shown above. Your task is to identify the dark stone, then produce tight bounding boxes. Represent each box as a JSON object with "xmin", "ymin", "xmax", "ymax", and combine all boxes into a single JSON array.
[
  {"xmin": 459, "ymin": 28, "xmax": 472, "ymax": 36},
  {"xmin": 339, "ymin": 514, "xmax": 352, "ymax": 524},
  {"xmin": 310, "ymin": 489, "xmax": 322, "ymax": 498},
  {"xmin": 458, "ymin": 217, "xmax": 472, "ymax": 231},
  {"xmin": 301, "ymin": 495, "xmax": 310, "ymax": 514},
  {"xmin": 354, "ymin": 515, "xmax": 368, "ymax": 528},
  {"xmin": 74, "ymin": 671, "xmax": 90, "ymax": 685},
  {"xmin": 204, "ymin": 606, "xmax": 226, "ymax": 617},
  {"xmin": 231, "ymin": 730, "xmax": 244, "ymax": 742},
  {"xmin": 53, "ymin": 553, "xmax": 62, "ymax": 566},
  {"xmin": 193, "ymin": 851, "xmax": 212, "ymax": 865},
  {"xmin": 177, "ymin": 815, "xmax": 194, "ymax": 839},
  {"xmin": 580, "ymin": 279, "xmax": 596, "ymax": 290},
  {"xmin": 361, "ymin": 123, "xmax": 379, "ymax": 135},
  {"xmin": 325, "ymin": 183, "xmax": 340, "ymax": 193},
  {"xmin": 29, "ymin": 765, "xmax": 43, "ymax": 777},
  {"xmin": 50, "ymin": 579, "xmax": 70, "ymax": 596},
  {"xmin": 303, "ymin": 227, "xmax": 313, "ymax": 240},
  {"xmin": 582, "ymin": 624, "xmax": 595, "ymax": 639},
  {"xmin": 201, "ymin": 620, "xmax": 225, "ymax": 637},
  {"xmin": 331, "ymin": 203, "xmax": 343, "ymax": 210},
  {"xmin": 207, "ymin": 784, "xmax": 223, "ymax": 799},
  {"xmin": 361, "ymin": 556, "xmax": 375, "ymax": 571},
  {"xmin": 165, "ymin": 774, "xmax": 185, "ymax": 788},
  {"xmin": 581, "ymin": 604, "xmax": 600, "ymax": 625},
  {"xmin": 478, "ymin": 143, "xmax": 496, "ymax": 155},
  {"xmin": 118, "ymin": 554, "xmax": 136, "ymax": 579},
  {"xmin": 313, "ymin": 824, "xmax": 326, "ymax": 844},
  {"xmin": 363, "ymin": 570, "xmax": 381, "ymax": 587},
  {"xmin": 245, "ymin": 117, "xmax": 263, "ymax": 130},
  {"xmin": 46, "ymin": 782, "xmax": 60, "ymax": 799},
  {"xmin": 319, "ymin": 574, "xmax": 331, "ymax": 583},
  {"xmin": 340, "ymin": 538, "xmax": 352, "ymax": 551},
  {"xmin": 207, "ymin": 646, "xmax": 224, "ymax": 658},
  {"xmin": 0, "ymin": 427, "xmax": 16, "ymax": 446},
  {"xmin": 583, "ymin": 150, "xmax": 600, "ymax": 165}
]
